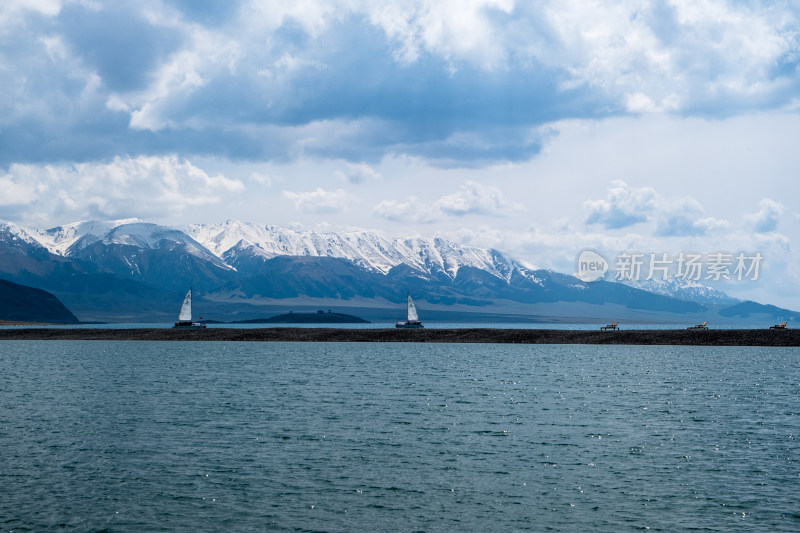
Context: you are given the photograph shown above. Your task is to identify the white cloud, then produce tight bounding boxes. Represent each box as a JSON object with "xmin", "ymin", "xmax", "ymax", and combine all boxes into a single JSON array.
[
  {"xmin": 334, "ymin": 162, "xmax": 382, "ymax": 184},
  {"xmin": 435, "ymin": 180, "xmax": 522, "ymax": 216},
  {"xmin": 374, "ymin": 180, "xmax": 521, "ymax": 223},
  {"xmin": 625, "ymin": 92, "xmax": 680, "ymax": 113},
  {"xmin": 0, "ymin": 0, "xmax": 61, "ymax": 27},
  {"xmin": 251, "ymin": 172, "xmax": 276, "ymax": 186},
  {"xmin": 654, "ymin": 197, "xmax": 729, "ymax": 237},
  {"xmin": 0, "ymin": 173, "xmax": 39, "ymax": 205},
  {"xmin": 282, "ymin": 187, "xmax": 351, "ymax": 213},
  {"xmin": 368, "ymin": 0, "xmax": 516, "ymax": 70},
  {"xmin": 0, "ymin": 156, "xmax": 244, "ymax": 225},
  {"xmin": 373, "ymin": 197, "xmax": 439, "ymax": 223},
  {"xmin": 122, "ymin": 22, "xmax": 240, "ymax": 131},
  {"xmin": 745, "ymin": 198, "xmax": 784, "ymax": 233},
  {"xmin": 585, "ymin": 180, "xmax": 728, "ymax": 236},
  {"xmin": 241, "ymin": 0, "xmax": 336, "ymax": 39},
  {"xmin": 585, "ymin": 180, "xmax": 657, "ymax": 229}
]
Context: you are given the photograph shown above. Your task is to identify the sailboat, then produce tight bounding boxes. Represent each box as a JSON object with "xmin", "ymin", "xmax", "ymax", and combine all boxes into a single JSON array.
[
  {"xmin": 173, "ymin": 287, "xmax": 207, "ymax": 329},
  {"xmin": 396, "ymin": 293, "xmax": 424, "ymax": 328}
]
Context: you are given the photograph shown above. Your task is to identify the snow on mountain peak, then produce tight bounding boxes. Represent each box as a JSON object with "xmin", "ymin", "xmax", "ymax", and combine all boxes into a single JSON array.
[
  {"xmin": 19, "ymin": 218, "xmax": 145, "ymax": 255},
  {"xmin": 0, "ymin": 219, "xmax": 44, "ymax": 248},
  {"xmin": 10, "ymin": 219, "xmax": 230, "ymax": 270},
  {"xmin": 621, "ymin": 277, "xmax": 739, "ymax": 305},
  {"xmin": 99, "ymin": 222, "xmax": 234, "ymax": 270},
  {"xmin": 184, "ymin": 220, "xmax": 526, "ymax": 280}
]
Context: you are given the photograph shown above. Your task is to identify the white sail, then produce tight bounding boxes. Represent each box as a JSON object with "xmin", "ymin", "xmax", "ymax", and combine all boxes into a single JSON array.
[
  {"xmin": 407, "ymin": 293, "xmax": 418, "ymax": 322},
  {"xmin": 178, "ymin": 288, "xmax": 192, "ymax": 322}
]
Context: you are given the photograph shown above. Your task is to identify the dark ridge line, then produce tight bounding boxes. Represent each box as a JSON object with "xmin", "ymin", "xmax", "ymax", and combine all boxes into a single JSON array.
[{"xmin": 1, "ymin": 328, "xmax": 800, "ymax": 346}]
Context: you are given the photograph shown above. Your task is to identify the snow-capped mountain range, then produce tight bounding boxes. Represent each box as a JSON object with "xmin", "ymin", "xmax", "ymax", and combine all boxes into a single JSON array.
[
  {"xmin": 4, "ymin": 217, "xmax": 792, "ymax": 323},
  {"xmin": 186, "ymin": 219, "xmax": 534, "ymax": 281},
  {"xmin": 10, "ymin": 218, "xmax": 536, "ymax": 283},
  {"xmin": 4, "ymin": 217, "xmax": 732, "ymax": 300}
]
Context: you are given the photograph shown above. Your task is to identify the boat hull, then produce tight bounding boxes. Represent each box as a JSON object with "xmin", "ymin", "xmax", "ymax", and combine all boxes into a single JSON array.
[
  {"xmin": 396, "ymin": 321, "xmax": 424, "ymax": 328},
  {"xmin": 173, "ymin": 321, "xmax": 207, "ymax": 329}
]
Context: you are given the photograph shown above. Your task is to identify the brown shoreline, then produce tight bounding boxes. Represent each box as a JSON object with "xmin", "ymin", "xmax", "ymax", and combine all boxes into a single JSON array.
[{"xmin": 1, "ymin": 327, "xmax": 799, "ymax": 346}]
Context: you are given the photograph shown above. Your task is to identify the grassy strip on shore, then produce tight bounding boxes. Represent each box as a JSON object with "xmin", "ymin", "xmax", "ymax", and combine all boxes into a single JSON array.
[{"xmin": 1, "ymin": 327, "xmax": 799, "ymax": 346}]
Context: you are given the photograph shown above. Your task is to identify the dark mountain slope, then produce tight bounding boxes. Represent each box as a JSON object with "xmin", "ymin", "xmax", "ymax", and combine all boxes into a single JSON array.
[{"xmin": 0, "ymin": 279, "xmax": 79, "ymax": 323}]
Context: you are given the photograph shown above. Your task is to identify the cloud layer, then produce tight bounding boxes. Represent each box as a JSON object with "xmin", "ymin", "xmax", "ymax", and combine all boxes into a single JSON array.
[
  {"xmin": 2, "ymin": 0, "xmax": 800, "ymax": 167},
  {"xmin": 0, "ymin": 156, "xmax": 243, "ymax": 224}
]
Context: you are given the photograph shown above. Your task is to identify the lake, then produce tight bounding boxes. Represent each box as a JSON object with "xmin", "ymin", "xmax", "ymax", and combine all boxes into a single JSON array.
[{"xmin": 1, "ymin": 341, "xmax": 798, "ymax": 531}]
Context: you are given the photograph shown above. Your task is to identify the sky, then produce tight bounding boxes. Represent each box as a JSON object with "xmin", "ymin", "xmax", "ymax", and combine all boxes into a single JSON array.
[{"xmin": 2, "ymin": 0, "xmax": 800, "ymax": 307}]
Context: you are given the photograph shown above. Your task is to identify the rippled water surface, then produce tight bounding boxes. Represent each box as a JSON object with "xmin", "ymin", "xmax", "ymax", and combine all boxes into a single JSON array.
[{"xmin": 1, "ymin": 341, "xmax": 798, "ymax": 532}]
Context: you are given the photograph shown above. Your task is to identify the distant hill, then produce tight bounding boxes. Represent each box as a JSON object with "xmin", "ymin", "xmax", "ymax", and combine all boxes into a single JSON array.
[
  {"xmin": 0, "ymin": 279, "xmax": 80, "ymax": 324},
  {"xmin": 238, "ymin": 311, "xmax": 369, "ymax": 324},
  {"xmin": 718, "ymin": 300, "xmax": 800, "ymax": 320}
]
